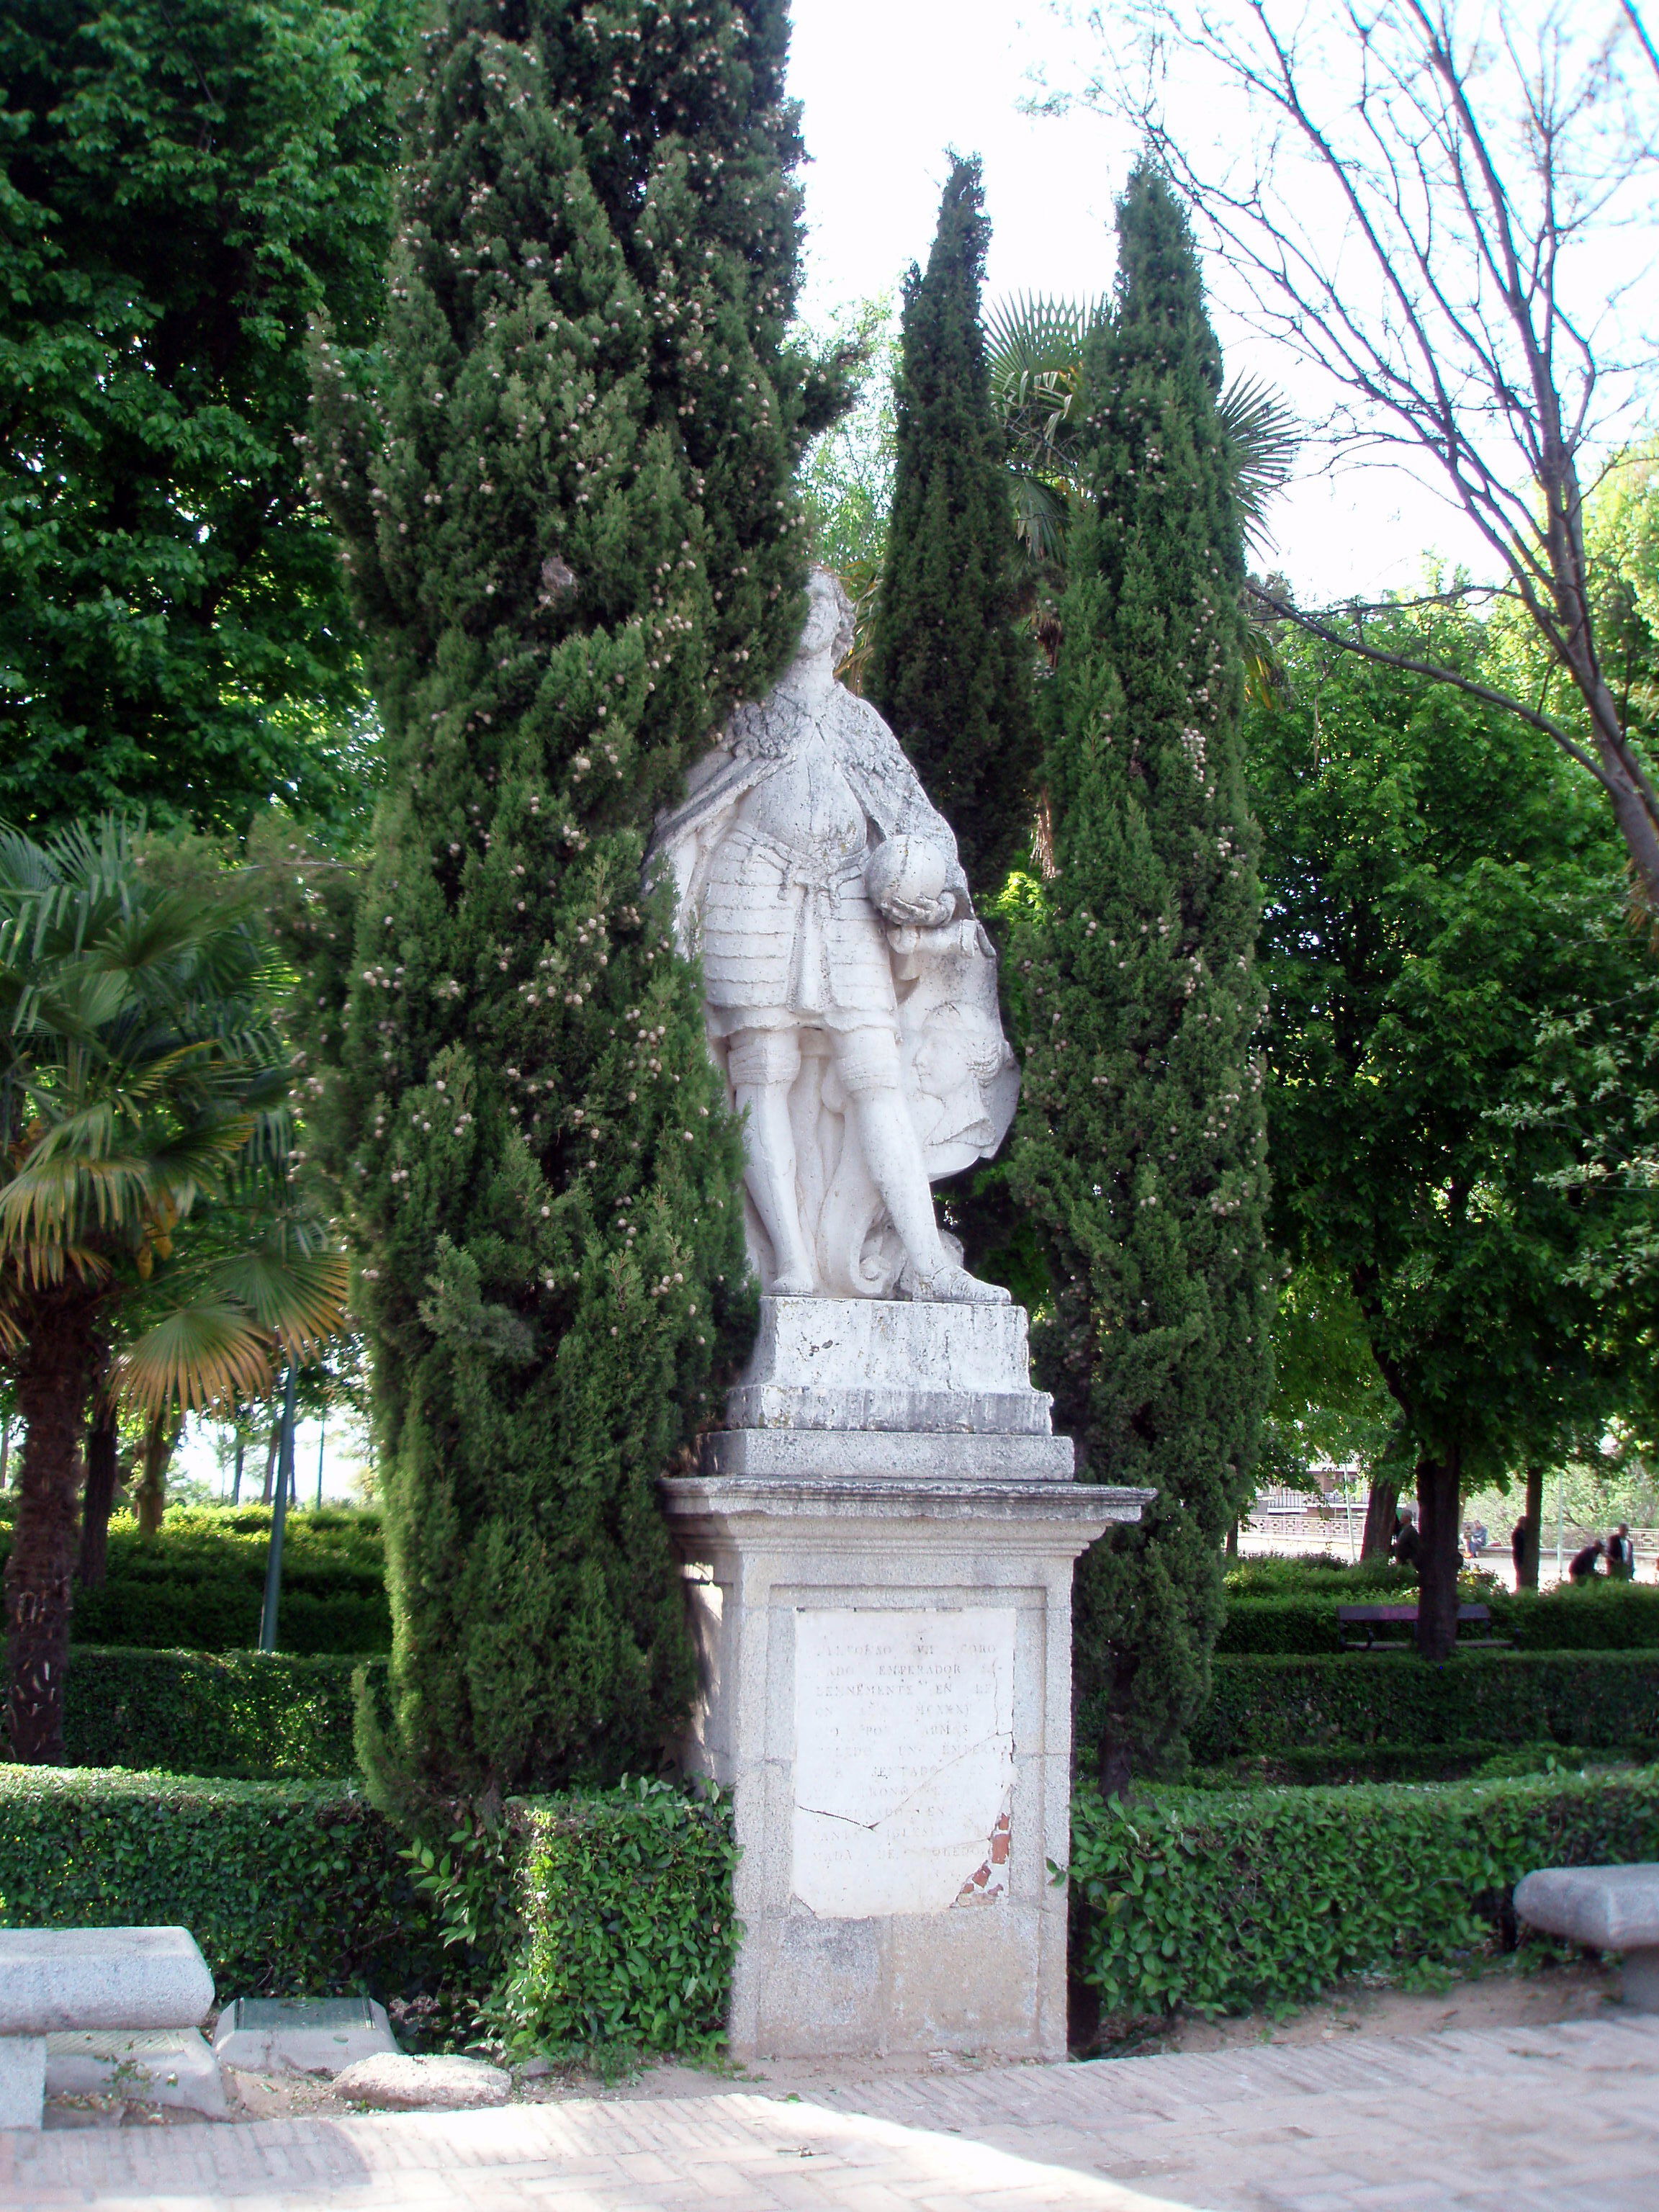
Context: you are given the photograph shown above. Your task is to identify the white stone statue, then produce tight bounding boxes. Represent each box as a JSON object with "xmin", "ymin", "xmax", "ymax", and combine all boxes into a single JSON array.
[{"xmin": 650, "ymin": 568, "xmax": 1018, "ymax": 1303}]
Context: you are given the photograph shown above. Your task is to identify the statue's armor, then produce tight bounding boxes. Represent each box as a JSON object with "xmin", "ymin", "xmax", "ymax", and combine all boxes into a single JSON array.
[{"xmin": 701, "ymin": 719, "xmax": 896, "ymax": 1035}]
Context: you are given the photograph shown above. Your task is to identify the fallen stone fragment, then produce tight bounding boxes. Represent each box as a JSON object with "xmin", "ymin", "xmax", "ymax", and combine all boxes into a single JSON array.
[{"xmin": 331, "ymin": 2052, "xmax": 511, "ymax": 2109}]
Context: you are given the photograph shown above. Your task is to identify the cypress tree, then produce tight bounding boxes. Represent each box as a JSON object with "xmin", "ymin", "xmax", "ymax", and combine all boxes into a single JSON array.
[
  {"xmin": 297, "ymin": 0, "xmax": 838, "ymax": 1798},
  {"xmin": 866, "ymin": 154, "xmax": 1035, "ymax": 894},
  {"xmin": 1007, "ymin": 164, "xmax": 1270, "ymax": 1790}
]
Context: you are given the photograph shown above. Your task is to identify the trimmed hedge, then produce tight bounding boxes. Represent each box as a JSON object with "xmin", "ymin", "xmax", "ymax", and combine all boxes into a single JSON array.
[
  {"xmin": 63, "ymin": 1647, "xmax": 362, "ymax": 1779},
  {"xmin": 1216, "ymin": 1582, "xmax": 1659, "ymax": 1656},
  {"xmin": 0, "ymin": 1766, "xmax": 736, "ymax": 2054},
  {"xmin": 1197, "ymin": 1651, "xmax": 1659, "ymax": 1761},
  {"xmin": 0, "ymin": 1767, "xmax": 442, "ymax": 1998},
  {"xmin": 53, "ymin": 1509, "xmax": 390, "ymax": 1656},
  {"xmin": 1071, "ymin": 1764, "xmax": 1659, "ymax": 2018},
  {"xmin": 497, "ymin": 1783, "xmax": 739, "ymax": 2057},
  {"xmin": 1190, "ymin": 1741, "xmax": 1650, "ymax": 1788},
  {"xmin": 0, "ymin": 1509, "xmax": 390, "ymax": 1656}
]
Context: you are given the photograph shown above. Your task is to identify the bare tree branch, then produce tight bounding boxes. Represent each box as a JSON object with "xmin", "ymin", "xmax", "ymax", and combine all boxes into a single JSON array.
[
  {"xmin": 1247, "ymin": 582, "xmax": 1617, "ymax": 792},
  {"xmin": 1622, "ymin": 0, "xmax": 1659, "ymax": 81},
  {"xmin": 1074, "ymin": 0, "xmax": 1659, "ymax": 909}
]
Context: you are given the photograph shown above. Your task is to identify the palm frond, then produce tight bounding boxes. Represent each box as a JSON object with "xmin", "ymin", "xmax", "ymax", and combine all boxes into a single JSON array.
[
  {"xmin": 115, "ymin": 1302, "xmax": 279, "ymax": 1417},
  {"xmin": 984, "ymin": 293, "xmax": 1105, "ymax": 389},
  {"xmin": 1010, "ymin": 475, "xmax": 1074, "ymax": 565},
  {"xmin": 203, "ymin": 1246, "xmax": 351, "ymax": 1349},
  {"xmin": 1218, "ymin": 374, "xmax": 1299, "ymax": 552}
]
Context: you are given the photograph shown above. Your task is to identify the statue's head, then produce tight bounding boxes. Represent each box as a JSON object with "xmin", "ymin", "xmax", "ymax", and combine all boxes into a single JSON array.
[{"xmin": 797, "ymin": 566, "xmax": 856, "ymax": 669}]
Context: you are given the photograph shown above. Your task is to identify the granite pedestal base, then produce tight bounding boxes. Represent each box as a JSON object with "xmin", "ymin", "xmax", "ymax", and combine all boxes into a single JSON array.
[{"xmin": 662, "ymin": 1299, "xmax": 1150, "ymax": 2064}]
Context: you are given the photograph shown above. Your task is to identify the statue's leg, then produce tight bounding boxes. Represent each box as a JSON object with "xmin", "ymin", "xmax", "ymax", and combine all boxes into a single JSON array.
[
  {"xmin": 728, "ymin": 1028, "xmax": 816, "ymax": 1295},
  {"xmin": 833, "ymin": 1028, "xmax": 1009, "ymax": 1304}
]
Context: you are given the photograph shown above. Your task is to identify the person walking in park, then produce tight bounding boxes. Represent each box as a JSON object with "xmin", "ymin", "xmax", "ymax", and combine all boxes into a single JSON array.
[
  {"xmin": 1607, "ymin": 1524, "xmax": 1635, "ymax": 1580},
  {"xmin": 1511, "ymin": 1518, "xmax": 1529, "ymax": 1583},
  {"xmin": 1568, "ymin": 1537, "xmax": 1606, "ymax": 1584},
  {"xmin": 1393, "ymin": 1506, "xmax": 1421, "ymax": 1570}
]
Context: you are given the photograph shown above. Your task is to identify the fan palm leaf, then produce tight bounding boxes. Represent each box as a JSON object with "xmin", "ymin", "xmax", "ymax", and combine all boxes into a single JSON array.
[
  {"xmin": 0, "ymin": 816, "xmax": 349, "ymax": 1762},
  {"xmin": 984, "ymin": 293, "xmax": 1299, "ymax": 570},
  {"xmin": 1218, "ymin": 374, "xmax": 1300, "ymax": 554}
]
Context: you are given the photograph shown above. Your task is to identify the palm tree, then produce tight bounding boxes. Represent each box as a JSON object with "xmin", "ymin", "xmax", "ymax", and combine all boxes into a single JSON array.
[
  {"xmin": 0, "ymin": 820, "xmax": 347, "ymax": 1761},
  {"xmin": 984, "ymin": 292, "xmax": 1299, "ymax": 570}
]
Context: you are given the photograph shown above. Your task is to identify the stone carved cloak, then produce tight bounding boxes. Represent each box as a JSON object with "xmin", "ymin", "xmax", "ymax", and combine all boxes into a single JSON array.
[{"xmin": 650, "ymin": 678, "xmax": 1020, "ymax": 1297}]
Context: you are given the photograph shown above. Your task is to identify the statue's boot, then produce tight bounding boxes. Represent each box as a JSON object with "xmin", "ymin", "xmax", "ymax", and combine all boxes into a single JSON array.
[{"xmin": 897, "ymin": 1259, "xmax": 1011, "ymax": 1305}]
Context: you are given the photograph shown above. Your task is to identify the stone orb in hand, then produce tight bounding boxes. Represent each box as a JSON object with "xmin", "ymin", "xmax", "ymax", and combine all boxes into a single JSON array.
[{"xmin": 865, "ymin": 836, "xmax": 950, "ymax": 923}]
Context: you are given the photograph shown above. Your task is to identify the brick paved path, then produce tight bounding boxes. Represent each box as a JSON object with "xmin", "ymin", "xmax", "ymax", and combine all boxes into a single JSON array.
[{"xmin": 2, "ymin": 2011, "xmax": 1655, "ymax": 2211}]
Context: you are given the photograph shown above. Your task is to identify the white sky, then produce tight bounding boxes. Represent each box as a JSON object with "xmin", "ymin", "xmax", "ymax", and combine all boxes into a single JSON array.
[{"xmin": 786, "ymin": 0, "xmax": 1527, "ymax": 601}]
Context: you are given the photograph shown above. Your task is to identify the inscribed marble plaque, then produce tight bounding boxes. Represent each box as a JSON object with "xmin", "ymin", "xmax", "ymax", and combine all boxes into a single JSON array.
[{"xmin": 790, "ymin": 1607, "xmax": 1016, "ymax": 1918}]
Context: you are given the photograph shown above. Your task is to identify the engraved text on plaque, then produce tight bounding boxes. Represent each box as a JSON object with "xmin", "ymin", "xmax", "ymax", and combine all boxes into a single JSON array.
[{"xmin": 790, "ymin": 1607, "xmax": 1017, "ymax": 1918}]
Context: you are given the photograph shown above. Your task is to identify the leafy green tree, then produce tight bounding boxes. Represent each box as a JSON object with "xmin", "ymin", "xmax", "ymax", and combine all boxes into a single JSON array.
[
  {"xmin": 1007, "ymin": 165, "xmax": 1271, "ymax": 1791},
  {"xmin": 293, "ymin": 0, "xmax": 843, "ymax": 1802},
  {"xmin": 0, "ymin": 819, "xmax": 347, "ymax": 1762},
  {"xmin": 866, "ymin": 156, "xmax": 1036, "ymax": 894},
  {"xmin": 1252, "ymin": 608, "xmax": 1652, "ymax": 1657},
  {"xmin": 0, "ymin": 0, "xmax": 406, "ymax": 838},
  {"xmin": 1259, "ymin": 1264, "xmax": 1398, "ymax": 1501},
  {"xmin": 798, "ymin": 295, "xmax": 894, "ymax": 681}
]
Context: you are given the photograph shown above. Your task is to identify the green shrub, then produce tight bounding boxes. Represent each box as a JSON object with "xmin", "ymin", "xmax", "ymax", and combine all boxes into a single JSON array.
[
  {"xmin": 1071, "ymin": 1765, "xmax": 1659, "ymax": 2018},
  {"xmin": 1222, "ymin": 1554, "xmax": 1417, "ymax": 1596},
  {"xmin": 0, "ymin": 1767, "xmax": 442, "ymax": 1998},
  {"xmin": 63, "ymin": 1647, "xmax": 363, "ymax": 1778},
  {"xmin": 1501, "ymin": 1584, "xmax": 1659, "ymax": 1651},
  {"xmin": 1217, "ymin": 1582, "xmax": 1659, "ymax": 1656},
  {"xmin": 1190, "ymin": 1741, "xmax": 1655, "ymax": 1788},
  {"xmin": 498, "ymin": 1782, "xmax": 738, "ymax": 2057},
  {"xmin": 1197, "ymin": 1651, "xmax": 1659, "ymax": 1760},
  {"xmin": 39, "ymin": 1509, "xmax": 392, "ymax": 1656},
  {"xmin": 1215, "ymin": 1598, "xmax": 1346, "ymax": 1654},
  {"xmin": 0, "ymin": 1507, "xmax": 390, "ymax": 1656}
]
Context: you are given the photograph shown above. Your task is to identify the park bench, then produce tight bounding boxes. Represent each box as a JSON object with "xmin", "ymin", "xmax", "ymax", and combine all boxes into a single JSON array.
[
  {"xmin": 0, "ymin": 1927, "xmax": 214, "ymax": 2129},
  {"xmin": 1514, "ymin": 1865, "xmax": 1659, "ymax": 2010},
  {"xmin": 1338, "ymin": 1601, "xmax": 1506, "ymax": 1650}
]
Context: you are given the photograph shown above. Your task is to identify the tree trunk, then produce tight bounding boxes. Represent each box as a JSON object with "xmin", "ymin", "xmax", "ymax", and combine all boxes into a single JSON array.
[
  {"xmin": 133, "ymin": 1410, "xmax": 181, "ymax": 1537},
  {"xmin": 1414, "ymin": 1449, "xmax": 1463, "ymax": 1662},
  {"xmin": 231, "ymin": 1431, "xmax": 246, "ymax": 1506},
  {"xmin": 1226, "ymin": 1517, "xmax": 1239, "ymax": 1558},
  {"xmin": 6, "ymin": 1292, "xmax": 99, "ymax": 1764},
  {"xmin": 1360, "ymin": 1475, "xmax": 1400, "ymax": 1563},
  {"xmin": 1519, "ymin": 1463, "xmax": 1545, "ymax": 1591},
  {"xmin": 76, "ymin": 1392, "xmax": 120, "ymax": 1589},
  {"xmin": 1098, "ymin": 1737, "xmax": 1133, "ymax": 1804},
  {"xmin": 259, "ymin": 1419, "xmax": 279, "ymax": 1504}
]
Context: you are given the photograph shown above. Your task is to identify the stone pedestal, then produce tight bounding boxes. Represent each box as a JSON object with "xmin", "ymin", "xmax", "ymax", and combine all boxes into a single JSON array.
[{"xmin": 662, "ymin": 1298, "xmax": 1150, "ymax": 2063}]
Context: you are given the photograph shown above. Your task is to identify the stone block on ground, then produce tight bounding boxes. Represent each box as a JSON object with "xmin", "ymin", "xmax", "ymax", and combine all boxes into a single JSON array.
[
  {"xmin": 211, "ymin": 1995, "xmax": 396, "ymax": 2076},
  {"xmin": 45, "ymin": 2028, "xmax": 227, "ymax": 2116},
  {"xmin": 0, "ymin": 1928, "xmax": 213, "ymax": 2034},
  {"xmin": 1514, "ymin": 1863, "xmax": 1659, "ymax": 1950},
  {"xmin": 0, "ymin": 2034, "xmax": 45, "ymax": 2129},
  {"xmin": 331, "ymin": 2052, "xmax": 511, "ymax": 2108},
  {"xmin": 1515, "ymin": 1863, "xmax": 1659, "ymax": 2011}
]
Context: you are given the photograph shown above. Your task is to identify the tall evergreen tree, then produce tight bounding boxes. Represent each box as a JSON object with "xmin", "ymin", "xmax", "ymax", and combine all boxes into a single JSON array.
[
  {"xmin": 295, "ymin": 0, "xmax": 840, "ymax": 1799},
  {"xmin": 0, "ymin": 0, "xmax": 405, "ymax": 838},
  {"xmin": 1007, "ymin": 165, "xmax": 1270, "ymax": 1791},
  {"xmin": 866, "ymin": 155, "xmax": 1035, "ymax": 894}
]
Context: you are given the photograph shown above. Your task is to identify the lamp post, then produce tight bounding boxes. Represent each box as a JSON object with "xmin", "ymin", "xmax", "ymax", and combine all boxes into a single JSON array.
[{"xmin": 258, "ymin": 1364, "xmax": 297, "ymax": 1653}]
